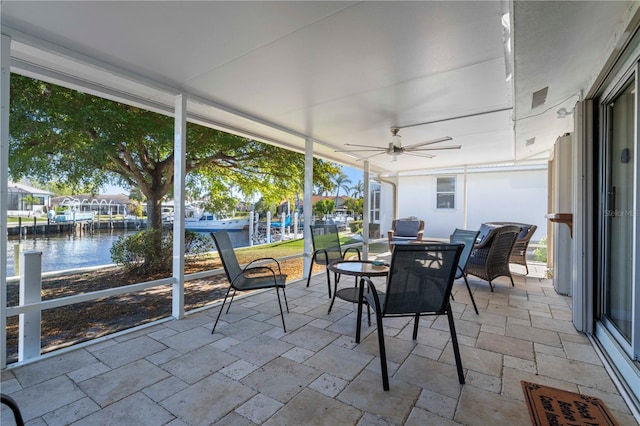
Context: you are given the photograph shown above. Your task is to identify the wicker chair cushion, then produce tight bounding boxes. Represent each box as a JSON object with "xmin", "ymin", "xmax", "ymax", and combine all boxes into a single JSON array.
[
  {"xmin": 477, "ymin": 223, "xmax": 498, "ymax": 243},
  {"xmin": 517, "ymin": 225, "xmax": 532, "ymax": 240},
  {"xmin": 394, "ymin": 220, "xmax": 421, "ymax": 237}
]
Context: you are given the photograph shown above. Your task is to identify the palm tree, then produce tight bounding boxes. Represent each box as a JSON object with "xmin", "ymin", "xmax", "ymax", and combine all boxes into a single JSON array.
[
  {"xmin": 332, "ymin": 172, "xmax": 352, "ymax": 210},
  {"xmin": 351, "ymin": 180, "xmax": 364, "ymax": 199}
]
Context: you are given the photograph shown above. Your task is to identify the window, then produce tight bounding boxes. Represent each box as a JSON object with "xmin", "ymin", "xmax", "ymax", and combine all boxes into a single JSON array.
[
  {"xmin": 370, "ymin": 182, "xmax": 381, "ymax": 221},
  {"xmin": 436, "ymin": 176, "xmax": 456, "ymax": 209}
]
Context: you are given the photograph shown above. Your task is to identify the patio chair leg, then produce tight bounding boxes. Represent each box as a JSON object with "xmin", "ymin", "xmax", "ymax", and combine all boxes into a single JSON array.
[
  {"xmin": 212, "ymin": 287, "xmax": 233, "ymax": 334},
  {"xmin": 305, "ymin": 254, "xmax": 315, "ymax": 288},
  {"xmin": 325, "ymin": 268, "xmax": 333, "ymax": 298},
  {"xmin": 226, "ymin": 289, "xmax": 237, "ymax": 313},
  {"xmin": 327, "ymin": 287, "xmax": 338, "ymax": 314},
  {"xmin": 282, "ymin": 287, "xmax": 289, "ymax": 312},
  {"xmin": 412, "ymin": 313, "xmax": 420, "ymax": 340},
  {"xmin": 488, "ymin": 280, "xmax": 494, "ymax": 292},
  {"xmin": 374, "ymin": 313, "xmax": 390, "ymax": 391},
  {"xmin": 447, "ymin": 308, "xmax": 465, "ymax": 385},
  {"xmin": 509, "ymin": 276, "xmax": 515, "ymax": 287},
  {"xmin": 275, "ymin": 287, "xmax": 286, "ymax": 332},
  {"xmin": 463, "ymin": 275, "xmax": 479, "ymax": 314},
  {"xmin": 1, "ymin": 394, "xmax": 24, "ymax": 426}
]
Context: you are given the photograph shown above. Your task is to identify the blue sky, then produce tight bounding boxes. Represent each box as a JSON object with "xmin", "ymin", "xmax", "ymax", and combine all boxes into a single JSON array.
[{"xmin": 342, "ymin": 165, "xmax": 364, "ymax": 186}]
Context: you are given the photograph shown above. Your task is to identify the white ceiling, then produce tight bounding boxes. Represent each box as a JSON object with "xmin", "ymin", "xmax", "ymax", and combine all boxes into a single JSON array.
[{"xmin": 2, "ymin": 1, "xmax": 638, "ymax": 176}]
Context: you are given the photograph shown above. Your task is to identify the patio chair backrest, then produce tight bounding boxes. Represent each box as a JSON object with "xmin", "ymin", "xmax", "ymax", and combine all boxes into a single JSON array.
[
  {"xmin": 211, "ymin": 231, "xmax": 243, "ymax": 285},
  {"xmin": 450, "ymin": 228, "xmax": 480, "ymax": 279},
  {"xmin": 488, "ymin": 226, "xmax": 521, "ymax": 266},
  {"xmin": 384, "ymin": 243, "xmax": 463, "ymax": 315},
  {"xmin": 309, "ymin": 224, "xmax": 344, "ymax": 263}
]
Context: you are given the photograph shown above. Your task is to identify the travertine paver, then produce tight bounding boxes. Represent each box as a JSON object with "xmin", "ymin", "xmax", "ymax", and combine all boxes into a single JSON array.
[
  {"xmin": 159, "ymin": 345, "xmax": 237, "ymax": 384},
  {"xmin": 1, "ymin": 263, "xmax": 638, "ymax": 425},
  {"xmin": 78, "ymin": 359, "xmax": 171, "ymax": 407},
  {"xmin": 241, "ymin": 356, "xmax": 322, "ymax": 403},
  {"xmin": 455, "ymin": 386, "xmax": 531, "ymax": 426}
]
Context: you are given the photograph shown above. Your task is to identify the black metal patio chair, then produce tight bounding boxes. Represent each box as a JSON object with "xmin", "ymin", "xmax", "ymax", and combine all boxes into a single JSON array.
[
  {"xmin": 1, "ymin": 393, "xmax": 25, "ymax": 426},
  {"xmin": 210, "ymin": 231, "xmax": 288, "ymax": 333},
  {"xmin": 450, "ymin": 228, "xmax": 481, "ymax": 314},
  {"xmin": 306, "ymin": 224, "xmax": 361, "ymax": 298},
  {"xmin": 362, "ymin": 243, "xmax": 465, "ymax": 391}
]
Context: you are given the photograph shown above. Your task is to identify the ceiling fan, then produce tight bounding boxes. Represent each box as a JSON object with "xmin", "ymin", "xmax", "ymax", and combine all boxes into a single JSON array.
[{"xmin": 338, "ymin": 127, "xmax": 461, "ymax": 161}]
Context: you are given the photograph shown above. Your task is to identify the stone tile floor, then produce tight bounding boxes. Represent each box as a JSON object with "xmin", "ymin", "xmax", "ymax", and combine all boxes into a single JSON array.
[{"xmin": 2, "ymin": 263, "xmax": 639, "ymax": 425}]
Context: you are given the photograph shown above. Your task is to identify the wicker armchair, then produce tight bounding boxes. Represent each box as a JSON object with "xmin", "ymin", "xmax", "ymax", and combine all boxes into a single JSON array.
[
  {"xmin": 484, "ymin": 222, "xmax": 537, "ymax": 274},
  {"xmin": 465, "ymin": 224, "xmax": 520, "ymax": 291}
]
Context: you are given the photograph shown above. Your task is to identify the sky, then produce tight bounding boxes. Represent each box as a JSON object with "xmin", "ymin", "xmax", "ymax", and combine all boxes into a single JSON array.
[{"xmin": 101, "ymin": 164, "xmax": 365, "ymax": 195}]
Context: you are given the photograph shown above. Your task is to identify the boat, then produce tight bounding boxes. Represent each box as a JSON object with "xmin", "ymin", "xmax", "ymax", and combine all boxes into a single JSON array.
[
  {"xmin": 184, "ymin": 213, "xmax": 249, "ymax": 232},
  {"xmin": 268, "ymin": 216, "xmax": 292, "ymax": 228},
  {"xmin": 53, "ymin": 210, "xmax": 95, "ymax": 223}
]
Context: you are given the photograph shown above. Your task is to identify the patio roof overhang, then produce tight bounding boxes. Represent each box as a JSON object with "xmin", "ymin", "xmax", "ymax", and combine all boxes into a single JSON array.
[{"xmin": 2, "ymin": 1, "xmax": 635, "ymax": 177}]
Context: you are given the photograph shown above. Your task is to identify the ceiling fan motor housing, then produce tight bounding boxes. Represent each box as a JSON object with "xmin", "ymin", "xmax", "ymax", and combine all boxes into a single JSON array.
[{"xmin": 387, "ymin": 142, "xmax": 403, "ymax": 154}]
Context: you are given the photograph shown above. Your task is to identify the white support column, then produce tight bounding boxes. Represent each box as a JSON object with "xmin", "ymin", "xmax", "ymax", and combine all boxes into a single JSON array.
[
  {"xmin": 1, "ymin": 33, "xmax": 11, "ymax": 369},
  {"xmin": 280, "ymin": 212, "xmax": 286, "ymax": 240},
  {"xmin": 172, "ymin": 94, "xmax": 187, "ymax": 319},
  {"xmin": 19, "ymin": 251, "xmax": 42, "ymax": 362},
  {"xmin": 266, "ymin": 211, "xmax": 272, "ymax": 243},
  {"xmin": 462, "ymin": 166, "xmax": 468, "ymax": 229},
  {"xmin": 249, "ymin": 210, "xmax": 255, "ymax": 246},
  {"xmin": 303, "ymin": 139, "xmax": 313, "ymax": 276},
  {"xmin": 363, "ymin": 161, "xmax": 370, "ymax": 259}
]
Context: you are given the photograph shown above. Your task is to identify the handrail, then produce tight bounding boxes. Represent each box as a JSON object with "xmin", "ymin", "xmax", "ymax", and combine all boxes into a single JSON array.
[
  {"xmin": 5, "ymin": 267, "xmax": 230, "ymax": 317},
  {"xmin": 3, "ymin": 238, "xmax": 376, "ymax": 364},
  {"xmin": 6, "ymin": 277, "xmax": 174, "ymax": 316}
]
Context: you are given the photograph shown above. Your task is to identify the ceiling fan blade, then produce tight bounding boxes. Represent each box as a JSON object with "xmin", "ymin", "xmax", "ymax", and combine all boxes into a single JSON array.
[
  {"xmin": 335, "ymin": 148, "xmax": 386, "ymax": 153},
  {"xmin": 403, "ymin": 136, "xmax": 453, "ymax": 149},
  {"xmin": 405, "ymin": 152, "xmax": 437, "ymax": 159},
  {"xmin": 343, "ymin": 143, "xmax": 386, "ymax": 150},
  {"xmin": 406, "ymin": 144, "xmax": 461, "ymax": 151},
  {"xmin": 356, "ymin": 151, "xmax": 386, "ymax": 161}
]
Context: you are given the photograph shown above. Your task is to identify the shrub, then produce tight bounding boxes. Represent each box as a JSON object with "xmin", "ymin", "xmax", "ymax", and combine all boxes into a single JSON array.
[
  {"xmin": 184, "ymin": 230, "xmax": 214, "ymax": 254},
  {"xmin": 349, "ymin": 220, "xmax": 363, "ymax": 233},
  {"xmin": 533, "ymin": 235, "xmax": 547, "ymax": 262},
  {"xmin": 110, "ymin": 228, "xmax": 172, "ymax": 275},
  {"xmin": 111, "ymin": 229, "xmax": 214, "ymax": 275}
]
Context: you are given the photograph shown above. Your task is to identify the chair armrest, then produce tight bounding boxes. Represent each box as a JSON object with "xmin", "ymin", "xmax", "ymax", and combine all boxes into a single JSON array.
[
  {"xmin": 362, "ymin": 277, "xmax": 383, "ymax": 312},
  {"xmin": 387, "ymin": 230, "xmax": 395, "ymax": 239},
  {"xmin": 312, "ymin": 248, "xmax": 331, "ymax": 263},
  {"xmin": 342, "ymin": 247, "xmax": 361, "ymax": 260},
  {"xmin": 230, "ymin": 265, "xmax": 283, "ymax": 287},
  {"xmin": 416, "ymin": 230, "xmax": 424, "ymax": 241},
  {"xmin": 244, "ymin": 257, "xmax": 282, "ymax": 274}
]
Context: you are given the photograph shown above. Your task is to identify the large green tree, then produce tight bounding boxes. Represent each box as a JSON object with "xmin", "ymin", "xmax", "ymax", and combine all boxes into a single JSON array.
[{"xmin": 9, "ymin": 74, "xmax": 339, "ymax": 232}]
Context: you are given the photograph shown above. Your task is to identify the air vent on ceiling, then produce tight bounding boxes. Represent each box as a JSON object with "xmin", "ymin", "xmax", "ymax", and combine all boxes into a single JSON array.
[
  {"xmin": 526, "ymin": 137, "xmax": 536, "ymax": 146},
  {"xmin": 531, "ymin": 87, "xmax": 548, "ymax": 109}
]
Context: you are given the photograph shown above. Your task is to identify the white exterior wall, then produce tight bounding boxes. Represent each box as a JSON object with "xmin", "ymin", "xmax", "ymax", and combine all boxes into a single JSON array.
[{"xmin": 396, "ymin": 168, "xmax": 548, "ymax": 240}]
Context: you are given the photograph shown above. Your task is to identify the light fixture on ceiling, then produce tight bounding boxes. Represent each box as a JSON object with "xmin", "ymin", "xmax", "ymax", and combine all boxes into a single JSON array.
[
  {"xmin": 501, "ymin": 12, "xmax": 512, "ymax": 82},
  {"xmin": 556, "ymin": 107, "xmax": 573, "ymax": 118}
]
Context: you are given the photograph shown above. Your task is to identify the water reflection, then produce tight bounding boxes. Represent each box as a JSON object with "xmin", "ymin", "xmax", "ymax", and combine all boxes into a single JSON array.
[{"xmin": 6, "ymin": 230, "xmax": 249, "ymax": 276}]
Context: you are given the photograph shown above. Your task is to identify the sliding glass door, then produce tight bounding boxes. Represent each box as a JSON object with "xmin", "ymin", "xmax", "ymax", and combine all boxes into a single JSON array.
[{"xmin": 599, "ymin": 72, "xmax": 638, "ymax": 358}]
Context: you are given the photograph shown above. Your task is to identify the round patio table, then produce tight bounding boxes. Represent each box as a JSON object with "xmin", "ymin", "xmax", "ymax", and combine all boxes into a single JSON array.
[{"xmin": 327, "ymin": 260, "xmax": 389, "ymax": 343}]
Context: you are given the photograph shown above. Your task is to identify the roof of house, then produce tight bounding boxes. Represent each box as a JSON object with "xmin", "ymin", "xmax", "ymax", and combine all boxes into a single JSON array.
[
  {"xmin": 51, "ymin": 193, "xmax": 131, "ymax": 205},
  {"xmin": 8, "ymin": 181, "xmax": 54, "ymax": 196}
]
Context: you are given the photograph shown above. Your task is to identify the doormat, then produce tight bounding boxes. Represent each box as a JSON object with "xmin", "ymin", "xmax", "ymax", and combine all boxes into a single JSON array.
[{"xmin": 521, "ymin": 381, "xmax": 618, "ymax": 426}]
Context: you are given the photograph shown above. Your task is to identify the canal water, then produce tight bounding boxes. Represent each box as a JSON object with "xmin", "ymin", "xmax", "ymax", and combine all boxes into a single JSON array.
[{"xmin": 5, "ymin": 230, "xmax": 251, "ymax": 277}]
